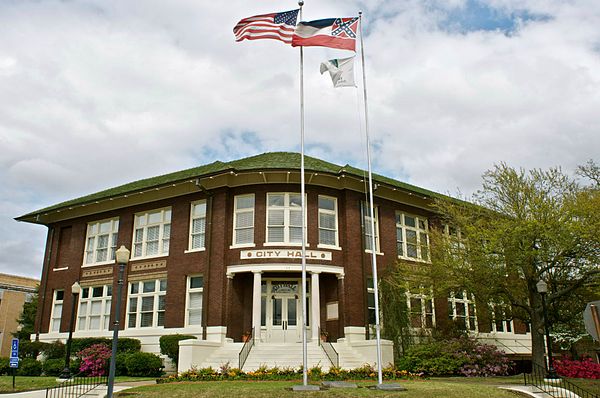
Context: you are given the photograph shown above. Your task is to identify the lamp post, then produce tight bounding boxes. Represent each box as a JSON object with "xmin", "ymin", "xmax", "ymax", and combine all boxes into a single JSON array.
[
  {"xmin": 536, "ymin": 279, "xmax": 559, "ymax": 379},
  {"xmin": 107, "ymin": 246, "xmax": 130, "ymax": 398},
  {"xmin": 59, "ymin": 281, "xmax": 81, "ymax": 379}
]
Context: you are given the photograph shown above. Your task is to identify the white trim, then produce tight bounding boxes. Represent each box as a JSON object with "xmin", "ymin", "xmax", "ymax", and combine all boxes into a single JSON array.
[
  {"xmin": 364, "ymin": 250, "xmax": 385, "ymax": 256},
  {"xmin": 131, "ymin": 207, "xmax": 172, "ymax": 260},
  {"xmin": 188, "ymin": 200, "xmax": 207, "ymax": 251},
  {"xmin": 184, "ymin": 248, "xmax": 206, "ymax": 254},
  {"xmin": 318, "ymin": 195, "xmax": 339, "ymax": 247},
  {"xmin": 263, "ymin": 242, "xmax": 310, "ymax": 247},
  {"xmin": 317, "ymin": 244, "xmax": 342, "ymax": 250},
  {"xmin": 185, "ymin": 275, "xmax": 204, "ymax": 327},
  {"xmin": 82, "ymin": 217, "xmax": 119, "ymax": 266},
  {"xmin": 229, "ymin": 243, "xmax": 256, "ymax": 249},
  {"xmin": 233, "ymin": 194, "xmax": 255, "ymax": 246},
  {"xmin": 53, "ymin": 267, "xmax": 69, "ymax": 271},
  {"xmin": 50, "ymin": 290, "xmax": 64, "ymax": 332},
  {"xmin": 265, "ymin": 192, "xmax": 307, "ymax": 245},
  {"xmin": 227, "ymin": 263, "xmax": 344, "ymax": 276}
]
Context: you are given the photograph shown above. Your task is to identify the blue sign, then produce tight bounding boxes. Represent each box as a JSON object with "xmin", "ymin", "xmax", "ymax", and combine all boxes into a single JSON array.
[
  {"xmin": 10, "ymin": 338, "xmax": 19, "ymax": 359},
  {"xmin": 9, "ymin": 358, "xmax": 19, "ymax": 368}
]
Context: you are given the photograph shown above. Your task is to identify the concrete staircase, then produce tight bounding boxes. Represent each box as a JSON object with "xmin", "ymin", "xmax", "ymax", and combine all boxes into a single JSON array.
[{"xmin": 196, "ymin": 342, "xmax": 244, "ymax": 370}]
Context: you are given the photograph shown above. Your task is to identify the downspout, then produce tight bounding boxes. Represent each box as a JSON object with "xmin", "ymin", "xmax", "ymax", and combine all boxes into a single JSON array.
[
  {"xmin": 36, "ymin": 226, "xmax": 54, "ymax": 341},
  {"xmin": 196, "ymin": 179, "xmax": 213, "ymax": 341}
]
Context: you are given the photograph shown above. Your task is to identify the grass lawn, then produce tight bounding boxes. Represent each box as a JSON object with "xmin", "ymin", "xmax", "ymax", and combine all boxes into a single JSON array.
[
  {"xmin": 0, "ymin": 376, "xmax": 154, "ymax": 394},
  {"xmin": 112, "ymin": 379, "xmax": 526, "ymax": 398}
]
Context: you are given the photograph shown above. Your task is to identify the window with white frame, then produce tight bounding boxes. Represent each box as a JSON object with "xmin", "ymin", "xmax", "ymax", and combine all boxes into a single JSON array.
[
  {"xmin": 407, "ymin": 287, "xmax": 435, "ymax": 328},
  {"xmin": 396, "ymin": 213, "xmax": 429, "ymax": 261},
  {"xmin": 132, "ymin": 208, "xmax": 171, "ymax": 259},
  {"xmin": 363, "ymin": 204, "xmax": 380, "ymax": 252},
  {"xmin": 186, "ymin": 276, "xmax": 203, "ymax": 326},
  {"xmin": 367, "ymin": 277, "xmax": 376, "ymax": 326},
  {"xmin": 127, "ymin": 279, "xmax": 167, "ymax": 328},
  {"xmin": 189, "ymin": 201, "xmax": 207, "ymax": 251},
  {"xmin": 489, "ymin": 302, "xmax": 513, "ymax": 333},
  {"xmin": 77, "ymin": 285, "xmax": 112, "ymax": 331},
  {"xmin": 448, "ymin": 291, "xmax": 477, "ymax": 332},
  {"xmin": 50, "ymin": 290, "xmax": 64, "ymax": 332},
  {"xmin": 233, "ymin": 195, "xmax": 255, "ymax": 246},
  {"xmin": 266, "ymin": 193, "xmax": 304, "ymax": 244},
  {"xmin": 84, "ymin": 218, "xmax": 119, "ymax": 265},
  {"xmin": 318, "ymin": 196, "xmax": 338, "ymax": 247}
]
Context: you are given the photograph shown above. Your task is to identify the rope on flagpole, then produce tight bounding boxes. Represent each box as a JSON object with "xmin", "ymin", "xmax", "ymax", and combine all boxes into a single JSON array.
[{"xmin": 359, "ymin": 10, "xmax": 384, "ymax": 386}]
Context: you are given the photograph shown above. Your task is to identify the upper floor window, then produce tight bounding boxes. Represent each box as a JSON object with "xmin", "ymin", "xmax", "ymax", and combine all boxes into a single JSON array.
[
  {"xmin": 266, "ymin": 193, "xmax": 304, "ymax": 245},
  {"xmin": 363, "ymin": 205, "xmax": 380, "ymax": 252},
  {"xmin": 396, "ymin": 213, "xmax": 429, "ymax": 261},
  {"xmin": 489, "ymin": 302, "xmax": 513, "ymax": 333},
  {"xmin": 318, "ymin": 196, "xmax": 339, "ymax": 248},
  {"xmin": 448, "ymin": 291, "xmax": 477, "ymax": 332},
  {"xmin": 50, "ymin": 290, "xmax": 64, "ymax": 332},
  {"xmin": 132, "ymin": 208, "xmax": 171, "ymax": 259},
  {"xmin": 186, "ymin": 276, "xmax": 204, "ymax": 326},
  {"xmin": 233, "ymin": 195, "xmax": 255, "ymax": 246},
  {"xmin": 127, "ymin": 279, "xmax": 167, "ymax": 328},
  {"xmin": 84, "ymin": 218, "xmax": 119, "ymax": 265},
  {"xmin": 407, "ymin": 287, "xmax": 435, "ymax": 328},
  {"xmin": 77, "ymin": 285, "xmax": 112, "ymax": 331},
  {"xmin": 189, "ymin": 201, "xmax": 207, "ymax": 251}
]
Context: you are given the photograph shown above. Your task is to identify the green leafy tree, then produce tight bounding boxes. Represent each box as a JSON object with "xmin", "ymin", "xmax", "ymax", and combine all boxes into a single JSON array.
[
  {"xmin": 14, "ymin": 289, "xmax": 38, "ymax": 341},
  {"xmin": 419, "ymin": 162, "xmax": 600, "ymax": 366}
]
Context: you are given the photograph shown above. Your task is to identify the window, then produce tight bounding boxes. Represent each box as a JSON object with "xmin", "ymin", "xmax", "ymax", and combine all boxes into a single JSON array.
[
  {"xmin": 127, "ymin": 279, "xmax": 167, "ymax": 328},
  {"xmin": 84, "ymin": 218, "xmax": 119, "ymax": 265},
  {"xmin": 233, "ymin": 195, "xmax": 255, "ymax": 246},
  {"xmin": 448, "ymin": 291, "xmax": 477, "ymax": 332},
  {"xmin": 489, "ymin": 303, "xmax": 513, "ymax": 333},
  {"xmin": 318, "ymin": 196, "xmax": 338, "ymax": 247},
  {"xmin": 363, "ymin": 205, "xmax": 380, "ymax": 252},
  {"xmin": 266, "ymin": 193, "xmax": 304, "ymax": 244},
  {"xmin": 407, "ymin": 288, "xmax": 435, "ymax": 328},
  {"xmin": 50, "ymin": 290, "xmax": 64, "ymax": 332},
  {"xmin": 367, "ymin": 277, "xmax": 376, "ymax": 325},
  {"xmin": 396, "ymin": 213, "xmax": 429, "ymax": 261},
  {"xmin": 189, "ymin": 201, "xmax": 207, "ymax": 251},
  {"xmin": 132, "ymin": 208, "xmax": 171, "ymax": 258},
  {"xmin": 77, "ymin": 285, "xmax": 112, "ymax": 331},
  {"xmin": 186, "ymin": 276, "xmax": 203, "ymax": 326}
]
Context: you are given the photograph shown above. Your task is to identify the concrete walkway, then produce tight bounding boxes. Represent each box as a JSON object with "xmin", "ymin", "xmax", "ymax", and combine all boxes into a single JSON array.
[{"xmin": 7, "ymin": 380, "xmax": 156, "ymax": 398}]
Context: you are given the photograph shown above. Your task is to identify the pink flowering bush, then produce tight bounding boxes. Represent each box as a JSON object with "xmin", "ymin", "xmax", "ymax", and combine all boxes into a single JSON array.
[
  {"xmin": 78, "ymin": 343, "xmax": 111, "ymax": 376},
  {"xmin": 554, "ymin": 357, "xmax": 600, "ymax": 379}
]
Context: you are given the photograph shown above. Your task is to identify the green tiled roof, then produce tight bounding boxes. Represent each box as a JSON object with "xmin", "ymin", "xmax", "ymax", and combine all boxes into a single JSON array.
[{"xmin": 17, "ymin": 152, "xmax": 449, "ymax": 220}]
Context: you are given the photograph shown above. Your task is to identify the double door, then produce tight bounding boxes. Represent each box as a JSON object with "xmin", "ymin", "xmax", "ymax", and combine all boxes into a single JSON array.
[{"xmin": 269, "ymin": 294, "xmax": 300, "ymax": 343}]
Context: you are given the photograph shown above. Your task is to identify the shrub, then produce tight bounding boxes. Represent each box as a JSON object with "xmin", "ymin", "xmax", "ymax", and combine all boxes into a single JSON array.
[
  {"xmin": 159, "ymin": 334, "xmax": 196, "ymax": 368},
  {"xmin": 117, "ymin": 338, "xmax": 141, "ymax": 353},
  {"xmin": 0, "ymin": 358, "xmax": 10, "ymax": 375},
  {"xmin": 17, "ymin": 358, "xmax": 43, "ymax": 376},
  {"xmin": 554, "ymin": 357, "xmax": 600, "ymax": 379},
  {"xmin": 114, "ymin": 353, "xmax": 131, "ymax": 376},
  {"xmin": 43, "ymin": 358, "xmax": 65, "ymax": 377},
  {"xmin": 19, "ymin": 340, "xmax": 48, "ymax": 359},
  {"xmin": 71, "ymin": 338, "xmax": 110, "ymax": 354},
  {"xmin": 125, "ymin": 352, "xmax": 164, "ymax": 377},
  {"xmin": 78, "ymin": 344, "xmax": 112, "ymax": 376},
  {"xmin": 43, "ymin": 340, "xmax": 65, "ymax": 359}
]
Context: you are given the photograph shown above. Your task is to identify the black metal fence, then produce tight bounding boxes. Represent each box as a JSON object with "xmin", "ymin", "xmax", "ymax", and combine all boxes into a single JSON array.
[
  {"xmin": 318, "ymin": 327, "xmax": 339, "ymax": 368},
  {"xmin": 45, "ymin": 372, "xmax": 108, "ymax": 398},
  {"xmin": 524, "ymin": 361, "xmax": 598, "ymax": 398},
  {"xmin": 238, "ymin": 327, "xmax": 255, "ymax": 370}
]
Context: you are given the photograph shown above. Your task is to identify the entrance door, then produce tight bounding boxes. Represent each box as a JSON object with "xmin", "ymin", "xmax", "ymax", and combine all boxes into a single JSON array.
[{"xmin": 270, "ymin": 295, "xmax": 299, "ymax": 343}]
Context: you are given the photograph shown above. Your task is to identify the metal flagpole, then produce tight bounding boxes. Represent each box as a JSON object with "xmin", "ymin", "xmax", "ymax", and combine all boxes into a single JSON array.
[
  {"xmin": 298, "ymin": 0, "xmax": 308, "ymax": 387},
  {"xmin": 359, "ymin": 11, "xmax": 384, "ymax": 386}
]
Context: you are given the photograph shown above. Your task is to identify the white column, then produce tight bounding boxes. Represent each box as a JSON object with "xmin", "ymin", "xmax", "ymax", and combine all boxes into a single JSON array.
[
  {"xmin": 311, "ymin": 272, "xmax": 320, "ymax": 341},
  {"xmin": 252, "ymin": 271, "xmax": 262, "ymax": 340}
]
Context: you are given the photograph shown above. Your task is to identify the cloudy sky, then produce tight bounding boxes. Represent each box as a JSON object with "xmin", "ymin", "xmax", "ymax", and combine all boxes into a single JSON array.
[{"xmin": 1, "ymin": 0, "xmax": 599, "ymax": 279}]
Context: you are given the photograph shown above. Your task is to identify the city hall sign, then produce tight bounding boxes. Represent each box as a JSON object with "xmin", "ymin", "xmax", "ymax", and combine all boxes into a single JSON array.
[{"xmin": 240, "ymin": 249, "xmax": 332, "ymax": 261}]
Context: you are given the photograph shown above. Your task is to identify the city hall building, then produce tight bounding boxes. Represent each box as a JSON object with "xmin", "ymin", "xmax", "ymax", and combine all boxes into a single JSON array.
[{"xmin": 17, "ymin": 152, "xmax": 531, "ymax": 370}]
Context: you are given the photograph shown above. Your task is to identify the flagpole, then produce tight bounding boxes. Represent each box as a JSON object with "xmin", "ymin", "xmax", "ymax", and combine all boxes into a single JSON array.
[
  {"xmin": 298, "ymin": 0, "xmax": 308, "ymax": 388},
  {"xmin": 359, "ymin": 11, "xmax": 383, "ymax": 386}
]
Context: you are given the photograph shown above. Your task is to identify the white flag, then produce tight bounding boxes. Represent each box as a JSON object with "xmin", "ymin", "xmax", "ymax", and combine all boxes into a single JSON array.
[{"xmin": 320, "ymin": 56, "xmax": 356, "ymax": 88}]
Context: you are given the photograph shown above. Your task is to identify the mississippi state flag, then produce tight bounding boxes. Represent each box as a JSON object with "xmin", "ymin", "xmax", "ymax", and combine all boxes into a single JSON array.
[{"xmin": 292, "ymin": 17, "xmax": 359, "ymax": 51}]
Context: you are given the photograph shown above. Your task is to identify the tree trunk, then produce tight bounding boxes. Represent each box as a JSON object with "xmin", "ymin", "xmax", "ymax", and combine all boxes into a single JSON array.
[{"xmin": 529, "ymin": 289, "xmax": 546, "ymax": 368}]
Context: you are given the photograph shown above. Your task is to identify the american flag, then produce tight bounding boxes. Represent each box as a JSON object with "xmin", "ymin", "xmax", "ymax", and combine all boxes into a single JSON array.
[{"xmin": 234, "ymin": 9, "xmax": 299, "ymax": 44}]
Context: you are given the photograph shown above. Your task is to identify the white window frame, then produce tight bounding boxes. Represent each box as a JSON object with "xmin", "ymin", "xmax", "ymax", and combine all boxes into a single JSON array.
[
  {"xmin": 448, "ymin": 291, "xmax": 478, "ymax": 332},
  {"xmin": 76, "ymin": 285, "xmax": 112, "ymax": 331},
  {"xmin": 185, "ymin": 275, "xmax": 204, "ymax": 327},
  {"xmin": 187, "ymin": 201, "xmax": 207, "ymax": 252},
  {"xmin": 396, "ymin": 213, "xmax": 430, "ymax": 261},
  {"xmin": 126, "ymin": 279, "xmax": 167, "ymax": 329},
  {"xmin": 317, "ymin": 195, "xmax": 339, "ymax": 249},
  {"xmin": 83, "ymin": 218, "xmax": 119, "ymax": 266},
  {"xmin": 364, "ymin": 204, "xmax": 381, "ymax": 254},
  {"xmin": 265, "ymin": 193, "xmax": 307, "ymax": 246},
  {"xmin": 50, "ymin": 290, "xmax": 64, "ymax": 332},
  {"xmin": 406, "ymin": 288, "xmax": 435, "ymax": 329},
  {"xmin": 232, "ymin": 194, "xmax": 255, "ymax": 248},
  {"xmin": 132, "ymin": 208, "xmax": 171, "ymax": 259},
  {"xmin": 489, "ymin": 302, "xmax": 514, "ymax": 333}
]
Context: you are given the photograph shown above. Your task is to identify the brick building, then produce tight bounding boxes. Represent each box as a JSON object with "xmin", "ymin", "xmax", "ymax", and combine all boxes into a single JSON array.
[
  {"xmin": 0, "ymin": 273, "xmax": 38, "ymax": 357},
  {"xmin": 16, "ymin": 152, "xmax": 530, "ymax": 370}
]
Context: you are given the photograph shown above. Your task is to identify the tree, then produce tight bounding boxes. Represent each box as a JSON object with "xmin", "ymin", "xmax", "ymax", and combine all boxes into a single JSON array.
[
  {"xmin": 419, "ymin": 162, "xmax": 600, "ymax": 366},
  {"xmin": 14, "ymin": 290, "xmax": 38, "ymax": 341}
]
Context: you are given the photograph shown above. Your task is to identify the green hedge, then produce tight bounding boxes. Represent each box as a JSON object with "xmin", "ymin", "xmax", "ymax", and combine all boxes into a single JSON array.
[
  {"xmin": 125, "ymin": 352, "xmax": 164, "ymax": 377},
  {"xmin": 43, "ymin": 340, "xmax": 65, "ymax": 359},
  {"xmin": 71, "ymin": 337, "xmax": 141, "ymax": 354},
  {"xmin": 43, "ymin": 358, "xmax": 65, "ymax": 377},
  {"xmin": 17, "ymin": 358, "xmax": 43, "ymax": 376},
  {"xmin": 19, "ymin": 341, "xmax": 47, "ymax": 359},
  {"xmin": 159, "ymin": 334, "xmax": 196, "ymax": 368},
  {"xmin": 0, "ymin": 358, "xmax": 10, "ymax": 375}
]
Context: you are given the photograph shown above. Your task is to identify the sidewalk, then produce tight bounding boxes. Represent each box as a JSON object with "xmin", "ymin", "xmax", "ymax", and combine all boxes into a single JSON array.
[{"xmin": 6, "ymin": 380, "xmax": 156, "ymax": 398}]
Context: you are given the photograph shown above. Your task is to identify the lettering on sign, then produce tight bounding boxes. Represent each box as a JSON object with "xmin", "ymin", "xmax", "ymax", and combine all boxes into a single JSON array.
[{"xmin": 240, "ymin": 250, "xmax": 332, "ymax": 261}]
